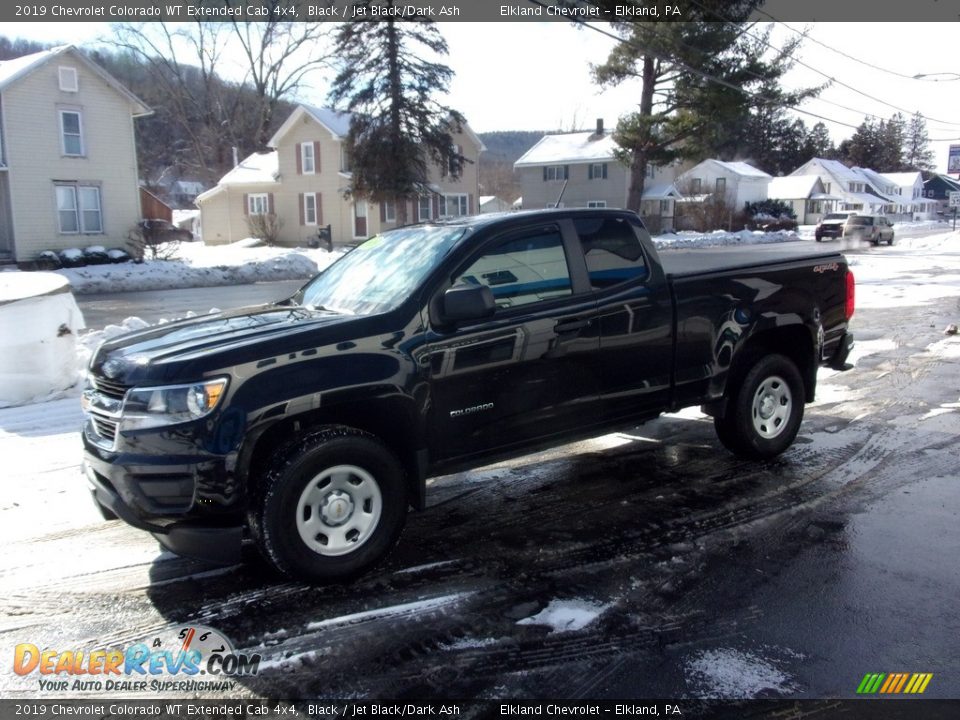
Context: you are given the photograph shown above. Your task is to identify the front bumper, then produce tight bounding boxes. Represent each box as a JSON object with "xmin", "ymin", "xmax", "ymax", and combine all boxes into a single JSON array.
[{"xmin": 84, "ymin": 453, "xmax": 243, "ymax": 565}]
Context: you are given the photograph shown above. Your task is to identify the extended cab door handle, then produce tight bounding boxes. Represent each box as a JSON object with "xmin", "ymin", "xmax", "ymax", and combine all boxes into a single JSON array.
[{"xmin": 555, "ymin": 318, "xmax": 591, "ymax": 333}]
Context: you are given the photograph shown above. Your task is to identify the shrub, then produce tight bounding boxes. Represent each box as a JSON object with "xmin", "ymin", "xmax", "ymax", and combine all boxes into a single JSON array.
[{"xmin": 246, "ymin": 213, "xmax": 283, "ymax": 245}]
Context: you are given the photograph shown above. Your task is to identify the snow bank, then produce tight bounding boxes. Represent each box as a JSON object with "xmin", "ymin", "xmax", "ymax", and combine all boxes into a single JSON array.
[
  {"xmin": 55, "ymin": 239, "xmax": 342, "ymax": 294},
  {"xmin": 516, "ymin": 598, "xmax": 609, "ymax": 633},
  {"xmin": 0, "ymin": 273, "xmax": 85, "ymax": 407},
  {"xmin": 653, "ymin": 228, "xmax": 798, "ymax": 250}
]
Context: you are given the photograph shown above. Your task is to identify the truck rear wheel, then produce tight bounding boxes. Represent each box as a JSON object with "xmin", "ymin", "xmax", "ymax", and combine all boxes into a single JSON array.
[
  {"xmin": 251, "ymin": 426, "xmax": 407, "ymax": 582},
  {"xmin": 714, "ymin": 353, "xmax": 804, "ymax": 460}
]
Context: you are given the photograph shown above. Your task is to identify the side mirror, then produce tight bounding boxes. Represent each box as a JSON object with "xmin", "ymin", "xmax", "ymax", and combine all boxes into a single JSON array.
[{"xmin": 443, "ymin": 283, "xmax": 495, "ymax": 322}]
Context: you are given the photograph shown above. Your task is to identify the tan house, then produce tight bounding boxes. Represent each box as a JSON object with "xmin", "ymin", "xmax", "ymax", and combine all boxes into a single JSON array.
[
  {"xmin": 0, "ymin": 46, "xmax": 151, "ymax": 263},
  {"xmin": 196, "ymin": 104, "xmax": 485, "ymax": 247}
]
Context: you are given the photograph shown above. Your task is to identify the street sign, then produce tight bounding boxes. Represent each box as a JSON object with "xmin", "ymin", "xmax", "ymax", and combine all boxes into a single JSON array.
[
  {"xmin": 949, "ymin": 145, "xmax": 960, "ymax": 174},
  {"xmin": 950, "ymin": 191, "xmax": 960, "ymax": 208}
]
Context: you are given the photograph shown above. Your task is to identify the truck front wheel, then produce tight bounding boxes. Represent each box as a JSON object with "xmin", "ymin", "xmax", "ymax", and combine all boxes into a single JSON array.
[
  {"xmin": 714, "ymin": 354, "xmax": 804, "ymax": 460},
  {"xmin": 251, "ymin": 426, "xmax": 407, "ymax": 582}
]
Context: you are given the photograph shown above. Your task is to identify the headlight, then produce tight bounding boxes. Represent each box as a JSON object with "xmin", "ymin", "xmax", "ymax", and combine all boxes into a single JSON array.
[{"xmin": 120, "ymin": 378, "xmax": 228, "ymax": 430}]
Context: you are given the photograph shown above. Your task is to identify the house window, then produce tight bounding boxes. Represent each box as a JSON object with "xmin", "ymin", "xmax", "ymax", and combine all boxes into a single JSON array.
[
  {"xmin": 589, "ymin": 163, "xmax": 608, "ymax": 180},
  {"xmin": 849, "ymin": 182, "xmax": 864, "ymax": 193},
  {"xmin": 301, "ymin": 143, "xmax": 315, "ymax": 174},
  {"xmin": 60, "ymin": 110, "xmax": 84, "ymax": 156},
  {"xmin": 587, "ymin": 200, "xmax": 607, "ymax": 208},
  {"xmin": 660, "ymin": 199, "xmax": 671, "ymax": 214},
  {"xmin": 303, "ymin": 193, "xmax": 317, "ymax": 225},
  {"xmin": 418, "ymin": 196, "xmax": 432, "ymax": 222},
  {"xmin": 248, "ymin": 193, "xmax": 269, "ymax": 215},
  {"xmin": 645, "ymin": 164, "xmax": 655, "ymax": 179},
  {"xmin": 448, "ymin": 145, "xmax": 462, "ymax": 175},
  {"xmin": 58, "ymin": 67, "xmax": 78, "ymax": 92},
  {"xmin": 440, "ymin": 193, "xmax": 468, "ymax": 218},
  {"xmin": 715, "ymin": 177, "xmax": 726, "ymax": 195},
  {"xmin": 384, "ymin": 200, "xmax": 396, "ymax": 223},
  {"xmin": 340, "ymin": 145, "xmax": 351, "ymax": 173},
  {"xmin": 824, "ymin": 182, "xmax": 831, "ymax": 194},
  {"xmin": 544, "ymin": 165, "xmax": 567, "ymax": 181},
  {"xmin": 56, "ymin": 184, "xmax": 102, "ymax": 234},
  {"xmin": 690, "ymin": 178, "xmax": 702, "ymax": 193}
]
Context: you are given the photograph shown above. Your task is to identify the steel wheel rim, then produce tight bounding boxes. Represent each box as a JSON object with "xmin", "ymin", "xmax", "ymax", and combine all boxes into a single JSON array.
[
  {"xmin": 296, "ymin": 464, "xmax": 383, "ymax": 556},
  {"xmin": 751, "ymin": 375, "xmax": 792, "ymax": 440}
]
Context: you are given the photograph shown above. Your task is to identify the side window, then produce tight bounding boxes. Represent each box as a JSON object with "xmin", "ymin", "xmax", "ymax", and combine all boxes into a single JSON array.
[
  {"xmin": 574, "ymin": 216, "xmax": 648, "ymax": 290},
  {"xmin": 455, "ymin": 227, "xmax": 571, "ymax": 310}
]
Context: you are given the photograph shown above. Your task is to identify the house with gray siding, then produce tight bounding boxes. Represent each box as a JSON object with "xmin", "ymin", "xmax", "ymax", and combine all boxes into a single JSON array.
[
  {"xmin": 513, "ymin": 121, "xmax": 683, "ymax": 231},
  {"xmin": 0, "ymin": 46, "xmax": 150, "ymax": 263}
]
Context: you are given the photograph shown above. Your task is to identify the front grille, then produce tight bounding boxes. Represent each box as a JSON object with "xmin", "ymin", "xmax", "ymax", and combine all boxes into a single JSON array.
[
  {"xmin": 91, "ymin": 415, "xmax": 119, "ymax": 445},
  {"xmin": 92, "ymin": 375, "xmax": 130, "ymax": 400}
]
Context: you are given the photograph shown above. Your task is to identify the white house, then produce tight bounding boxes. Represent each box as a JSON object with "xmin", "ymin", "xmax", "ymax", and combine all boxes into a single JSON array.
[
  {"xmin": 881, "ymin": 171, "xmax": 936, "ymax": 220},
  {"xmin": 767, "ymin": 174, "xmax": 838, "ymax": 225},
  {"xmin": 478, "ymin": 195, "xmax": 512, "ymax": 214},
  {"xmin": 675, "ymin": 159, "xmax": 772, "ymax": 208},
  {"xmin": 790, "ymin": 158, "xmax": 891, "ymax": 215}
]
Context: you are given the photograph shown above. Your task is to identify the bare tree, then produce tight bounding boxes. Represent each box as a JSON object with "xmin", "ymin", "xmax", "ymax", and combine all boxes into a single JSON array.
[{"xmin": 225, "ymin": 5, "xmax": 336, "ymax": 147}]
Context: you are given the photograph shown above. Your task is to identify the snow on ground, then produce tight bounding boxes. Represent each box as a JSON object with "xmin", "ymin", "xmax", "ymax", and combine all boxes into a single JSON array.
[
  {"xmin": 516, "ymin": 599, "xmax": 610, "ymax": 633},
  {"xmin": 684, "ymin": 647, "xmax": 796, "ymax": 698},
  {"xmin": 654, "ymin": 228, "xmax": 799, "ymax": 249},
  {"xmin": 52, "ymin": 239, "xmax": 343, "ymax": 295}
]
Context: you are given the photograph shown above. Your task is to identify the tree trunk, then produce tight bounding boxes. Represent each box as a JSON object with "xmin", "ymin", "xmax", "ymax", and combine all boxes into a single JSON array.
[{"xmin": 626, "ymin": 56, "xmax": 657, "ymax": 213}]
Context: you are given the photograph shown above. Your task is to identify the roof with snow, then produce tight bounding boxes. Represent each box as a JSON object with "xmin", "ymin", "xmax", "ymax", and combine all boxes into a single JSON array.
[
  {"xmin": 880, "ymin": 171, "xmax": 923, "ymax": 188},
  {"xmin": 195, "ymin": 152, "xmax": 278, "ymax": 202},
  {"xmin": 641, "ymin": 183, "xmax": 681, "ymax": 199},
  {"xmin": 710, "ymin": 160, "xmax": 771, "ymax": 178},
  {"xmin": 794, "ymin": 158, "xmax": 860, "ymax": 183},
  {"xmin": 514, "ymin": 131, "xmax": 618, "ymax": 167},
  {"xmin": 0, "ymin": 45, "xmax": 151, "ymax": 116},
  {"xmin": 768, "ymin": 175, "xmax": 821, "ymax": 199}
]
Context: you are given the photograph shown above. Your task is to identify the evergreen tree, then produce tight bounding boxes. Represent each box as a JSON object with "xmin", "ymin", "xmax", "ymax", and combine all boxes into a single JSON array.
[
  {"xmin": 590, "ymin": 8, "xmax": 820, "ymax": 212},
  {"xmin": 803, "ymin": 122, "xmax": 835, "ymax": 160},
  {"xmin": 904, "ymin": 112, "xmax": 935, "ymax": 171},
  {"xmin": 879, "ymin": 113, "xmax": 906, "ymax": 171},
  {"xmin": 840, "ymin": 118, "xmax": 882, "ymax": 169},
  {"xmin": 327, "ymin": 8, "xmax": 463, "ymax": 223}
]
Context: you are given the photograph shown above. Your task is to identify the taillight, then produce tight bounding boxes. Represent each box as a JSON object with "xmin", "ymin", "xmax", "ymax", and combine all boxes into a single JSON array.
[{"xmin": 845, "ymin": 269, "xmax": 855, "ymax": 320}]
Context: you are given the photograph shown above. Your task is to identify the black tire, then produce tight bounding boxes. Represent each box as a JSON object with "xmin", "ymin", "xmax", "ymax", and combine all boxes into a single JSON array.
[
  {"xmin": 250, "ymin": 426, "xmax": 407, "ymax": 582},
  {"xmin": 714, "ymin": 353, "xmax": 805, "ymax": 460}
]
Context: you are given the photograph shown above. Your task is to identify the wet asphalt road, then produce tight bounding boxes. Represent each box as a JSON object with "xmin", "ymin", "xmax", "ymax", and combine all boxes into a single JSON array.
[{"xmin": 4, "ymin": 237, "xmax": 959, "ymax": 704}]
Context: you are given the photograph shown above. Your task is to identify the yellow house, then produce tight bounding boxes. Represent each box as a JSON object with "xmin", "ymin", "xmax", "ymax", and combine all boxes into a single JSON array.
[
  {"xmin": 196, "ymin": 104, "xmax": 484, "ymax": 247},
  {"xmin": 0, "ymin": 46, "xmax": 151, "ymax": 263}
]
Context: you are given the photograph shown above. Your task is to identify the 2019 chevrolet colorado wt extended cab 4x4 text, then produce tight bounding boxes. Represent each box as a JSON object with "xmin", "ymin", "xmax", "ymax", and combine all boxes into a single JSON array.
[{"xmin": 81, "ymin": 209, "xmax": 855, "ymax": 582}]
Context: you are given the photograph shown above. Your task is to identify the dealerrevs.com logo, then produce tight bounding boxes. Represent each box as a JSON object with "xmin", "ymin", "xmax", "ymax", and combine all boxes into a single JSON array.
[{"xmin": 14, "ymin": 625, "xmax": 261, "ymax": 693}]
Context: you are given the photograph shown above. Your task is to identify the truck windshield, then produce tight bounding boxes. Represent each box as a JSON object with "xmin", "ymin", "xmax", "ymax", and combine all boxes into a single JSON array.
[{"xmin": 296, "ymin": 225, "xmax": 468, "ymax": 315}]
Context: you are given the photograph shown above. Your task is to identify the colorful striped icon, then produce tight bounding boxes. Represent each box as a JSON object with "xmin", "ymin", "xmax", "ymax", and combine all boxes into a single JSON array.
[{"xmin": 857, "ymin": 673, "xmax": 933, "ymax": 694}]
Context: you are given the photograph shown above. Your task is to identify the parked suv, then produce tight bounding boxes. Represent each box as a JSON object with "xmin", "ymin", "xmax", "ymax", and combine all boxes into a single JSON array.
[
  {"xmin": 843, "ymin": 214, "xmax": 895, "ymax": 246},
  {"xmin": 815, "ymin": 212, "xmax": 858, "ymax": 241}
]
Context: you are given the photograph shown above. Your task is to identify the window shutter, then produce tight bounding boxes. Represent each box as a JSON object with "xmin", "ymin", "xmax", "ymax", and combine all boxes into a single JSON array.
[
  {"xmin": 243, "ymin": 193, "xmax": 249, "ymax": 216},
  {"xmin": 296, "ymin": 144, "xmax": 302, "ymax": 175},
  {"xmin": 299, "ymin": 193, "xmax": 305, "ymax": 225},
  {"xmin": 316, "ymin": 193, "xmax": 323, "ymax": 224},
  {"xmin": 588, "ymin": 165, "xmax": 594, "ymax": 180},
  {"xmin": 468, "ymin": 193, "xmax": 474, "ymax": 214},
  {"xmin": 268, "ymin": 193, "xmax": 275, "ymax": 214},
  {"xmin": 564, "ymin": 165, "xmax": 569, "ymax": 180},
  {"xmin": 380, "ymin": 202, "xmax": 387, "ymax": 222},
  {"xmin": 432, "ymin": 195, "xmax": 440, "ymax": 218},
  {"xmin": 602, "ymin": 164, "xmax": 608, "ymax": 179},
  {"xmin": 314, "ymin": 141, "xmax": 321, "ymax": 174},
  {"xmin": 543, "ymin": 167, "xmax": 547, "ymax": 182}
]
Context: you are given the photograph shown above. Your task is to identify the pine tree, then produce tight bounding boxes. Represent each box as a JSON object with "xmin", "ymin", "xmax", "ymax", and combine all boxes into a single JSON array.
[
  {"xmin": 590, "ymin": 8, "xmax": 820, "ymax": 211},
  {"xmin": 904, "ymin": 112, "xmax": 935, "ymax": 171},
  {"xmin": 803, "ymin": 122, "xmax": 835, "ymax": 160},
  {"xmin": 327, "ymin": 9, "xmax": 463, "ymax": 223}
]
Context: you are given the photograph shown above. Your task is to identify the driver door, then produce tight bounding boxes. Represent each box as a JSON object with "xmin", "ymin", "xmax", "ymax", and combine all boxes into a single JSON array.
[{"xmin": 423, "ymin": 221, "xmax": 601, "ymax": 463}]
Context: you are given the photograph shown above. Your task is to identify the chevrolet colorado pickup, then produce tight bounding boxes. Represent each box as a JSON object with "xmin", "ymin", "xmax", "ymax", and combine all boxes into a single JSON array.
[{"xmin": 81, "ymin": 209, "xmax": 855, "ymax": 582}]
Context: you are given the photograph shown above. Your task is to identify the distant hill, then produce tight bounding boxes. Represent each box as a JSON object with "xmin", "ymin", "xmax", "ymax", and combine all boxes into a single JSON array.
[{"xmin": 478, "ymin": 130, "xmax": 546, "ymax": 166}]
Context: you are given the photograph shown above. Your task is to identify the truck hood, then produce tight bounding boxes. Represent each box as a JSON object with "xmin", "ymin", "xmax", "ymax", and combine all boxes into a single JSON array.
[{"xmin": 91, "ymin": 304, "xmax": 358, "ymax": 386}]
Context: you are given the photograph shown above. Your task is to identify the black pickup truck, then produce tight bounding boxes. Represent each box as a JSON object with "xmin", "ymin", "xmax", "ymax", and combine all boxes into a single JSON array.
[{"xmin": 81, "ymin": 209, "xmax": 855, "ymax": 581}]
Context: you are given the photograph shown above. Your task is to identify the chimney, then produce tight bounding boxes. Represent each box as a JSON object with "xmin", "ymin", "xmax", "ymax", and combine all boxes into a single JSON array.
[
  {"xmin": 232, "ymin": 146, "xmax": 239, "ymax": 167},
  {"xmin": 596, "ymin": 118, "xmax": 604, "ymax": 136}
]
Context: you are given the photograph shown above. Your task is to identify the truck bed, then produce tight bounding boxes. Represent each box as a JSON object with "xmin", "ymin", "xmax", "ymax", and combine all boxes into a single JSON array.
[{"xmin": 659, "ymin": 243, "xmax": 844, "ymax": 278}]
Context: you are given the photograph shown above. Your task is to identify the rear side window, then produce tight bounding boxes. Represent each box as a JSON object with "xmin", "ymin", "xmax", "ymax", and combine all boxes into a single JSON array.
[
  {"xmin": 456, "ymin": 226, "xmax": 572, "ymax": 309},
  {"xmin": 574, "ymin": 216, "xmax": 648, "ymax": 290}
]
